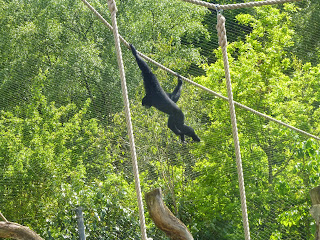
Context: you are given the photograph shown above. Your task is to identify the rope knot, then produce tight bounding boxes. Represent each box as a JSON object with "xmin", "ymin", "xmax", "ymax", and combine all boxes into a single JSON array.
[
  {"xmin": 107, "ymin": 0, "xmax": 117, "ymax": 14},
  {"xmin": 214, "ymin": 4, "xmax": 221, "ymax": 13}
]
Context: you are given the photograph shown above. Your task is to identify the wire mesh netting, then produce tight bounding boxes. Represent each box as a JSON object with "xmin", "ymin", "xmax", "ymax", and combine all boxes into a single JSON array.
[{"xmin": 0, "ymin": 0, "xmax": 319, "ymax": 239}]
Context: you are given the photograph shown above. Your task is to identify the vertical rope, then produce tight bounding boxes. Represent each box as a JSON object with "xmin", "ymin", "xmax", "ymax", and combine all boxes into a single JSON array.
[
  {"xmin": 107, "ymin": 1, "xmax": 148, "ymax": 239},
  {"xmin": 216, "ymin": 13, "xmax": 251, "ymax": 240}
]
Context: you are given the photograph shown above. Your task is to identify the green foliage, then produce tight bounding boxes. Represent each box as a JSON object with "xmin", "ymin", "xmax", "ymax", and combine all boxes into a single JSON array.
[
  {"xmin": 292, "ymin": 0, "xmax": 320, "ymax": 65},
  {"xmin": 0, "ymin": 89, "xmax": 140, "ymax": 238},
  {"xmin": 191, "ymin": 4, "xmax": 320, "ymax": 239},
  {"xmin": 0, "ymin": 0, "xmax": 320, "ymax": 239},
  {"xmin": 118, "ymin": 0, "xmax": 209, "ymax": 71}
]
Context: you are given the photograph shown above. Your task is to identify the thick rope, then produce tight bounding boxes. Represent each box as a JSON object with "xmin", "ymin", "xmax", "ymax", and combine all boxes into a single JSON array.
[
  {"xmin": 82, "ymin": 0, "xmax": 320, "ymax": 141},
  {"xmin": 181, "ymin": 0, "xmax": 302, "ymax": 10},
  {"xmin": 217, "ymin": 14, "xmax": 251, "ymax": 240},
  {"xmin": 107, "ymin": 1, "xmax": 148, "ymax": 239}
]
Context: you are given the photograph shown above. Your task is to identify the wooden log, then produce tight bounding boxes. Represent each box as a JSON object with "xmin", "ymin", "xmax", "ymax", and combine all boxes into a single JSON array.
[
  {"xmin": 310, "ymin": 186, "xmax": 320, "ymax": 240},
  {"xmin": 145, "ymin": 188, "xmax": 193, "ymax": 240},
  {"xmin": 311, "ymin": 186, "xmax": 320, "ymax": 206},
  {"xmin": 0, "ymin": 221, "xmax": 43, "ymax": 240}
]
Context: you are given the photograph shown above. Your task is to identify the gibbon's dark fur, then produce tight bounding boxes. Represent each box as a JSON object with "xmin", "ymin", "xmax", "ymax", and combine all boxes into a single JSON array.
[{"xmin": 130, "ymin": 44, "xmax": 200, "ymax": 142}]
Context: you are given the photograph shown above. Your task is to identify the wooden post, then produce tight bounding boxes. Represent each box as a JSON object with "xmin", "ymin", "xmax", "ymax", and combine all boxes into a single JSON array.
[
  {"xmin": 145, "ymin": 188, "xmax": 193, "ymax": 240},
  {"xmin": 310, "ymin": 186, "xmax": 320, "ymax": 240}
]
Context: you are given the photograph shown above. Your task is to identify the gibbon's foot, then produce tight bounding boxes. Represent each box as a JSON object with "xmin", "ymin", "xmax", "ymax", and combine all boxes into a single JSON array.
[{"xmin": 193, "ymin": 135, "xmax": 201, "ymax": 142}]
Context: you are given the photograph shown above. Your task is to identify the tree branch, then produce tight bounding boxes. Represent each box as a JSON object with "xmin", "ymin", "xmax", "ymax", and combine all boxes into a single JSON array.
[
  {"xmin": 0, "ymin": 221, "xmax": 43, "ymax": 240},
  {"xmin": 145, "ymin": 188, "xmax": 193, "ymax": 240}
]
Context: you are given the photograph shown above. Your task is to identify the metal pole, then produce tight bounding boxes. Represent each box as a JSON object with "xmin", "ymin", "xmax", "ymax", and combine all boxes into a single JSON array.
[{"xmin": 76, "ymin": 207, "xmax": 86, "ymax": 240}]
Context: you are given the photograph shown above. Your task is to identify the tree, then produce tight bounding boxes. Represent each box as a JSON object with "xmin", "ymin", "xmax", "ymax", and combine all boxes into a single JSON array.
[{"xmin": 183, "ymin": 4, "xmax": 320, "ymax": 239}]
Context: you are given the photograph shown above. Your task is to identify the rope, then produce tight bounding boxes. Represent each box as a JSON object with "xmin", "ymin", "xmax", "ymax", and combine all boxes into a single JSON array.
[
  {"xmin": 0, "ymin": 212, "xmax": 8, "ymax": 222},
  {"xmin": 106, "ymin": 1, "xmax": 148, "ymax": 239},
  {"xmin": 137, "ymin": 54, "xmax": 320, "ymax": 141},
  {"xmin": 81, "ymin": 0, "xmax": 320, "ymax": 141},
  {"xmin": 217, "ymin": 13, "xmax": 251, "ymax": 240},
  {"xmin": 181, "ymin": 0, "xmax": 302, "ymax": 10}
]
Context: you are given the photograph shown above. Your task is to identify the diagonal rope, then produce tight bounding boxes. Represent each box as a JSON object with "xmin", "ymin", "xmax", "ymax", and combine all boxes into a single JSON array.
[
  {"xmin": 107, "ymin": 0, "xmax": 148, "ymax": 239},
  {"xmin": 217, "ymin": 13, "xmax": 251, "ymax": 240},
  {"xmin": 81, "ymin": 0, "xmax": 320, "ymax": 142},
  {"xmin": 181, "ymin": 0, "xmax": 302, "ymax": 10},
  {"xmin": 81, "ymin": 0, "xmax": 130, "ymax": 48},
  {"xmin": 133, "ymin": 55, "xmax": 320, "ymax": 141}
]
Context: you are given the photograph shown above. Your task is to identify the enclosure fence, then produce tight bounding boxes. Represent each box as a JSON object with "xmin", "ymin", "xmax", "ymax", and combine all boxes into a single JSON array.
[{"xmin": 81, "ymin": 0, "xmax": 317, "ymax": 239}]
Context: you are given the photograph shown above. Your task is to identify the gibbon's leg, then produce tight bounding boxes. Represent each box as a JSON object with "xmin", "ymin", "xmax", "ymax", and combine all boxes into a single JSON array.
[
  {"xmin": 168, "ymin": 115, "xmax": 185, "ymax": 142},
  {"xmin": 172, "ymin": 109, "xmax": 200, "ymax": 142},
  {"xmin": 130, "ymin": 44, "xmax": 200, "ymax": 142},
  {"xmin": 167, "ymin": 76, "xmax": 183, "ymax": 103}
]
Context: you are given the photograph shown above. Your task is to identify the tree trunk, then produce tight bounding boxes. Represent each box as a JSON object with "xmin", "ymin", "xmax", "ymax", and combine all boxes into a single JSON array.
[
  {"xmin": 310, "ymin": 186, "xmax": 320, "ymax": 240},
  {"xmin": 0, "ymin": 221, "xmax": 43, "ymax": 240},
  {"xmin": 145, "ymin": 188, "xmax": 193, "ymax": 240}
]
